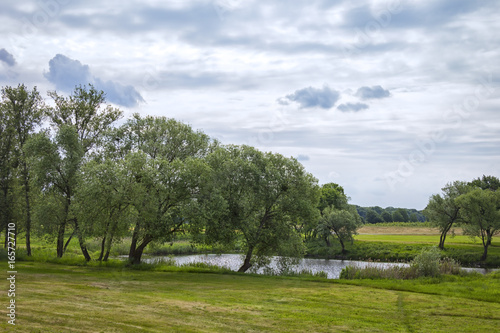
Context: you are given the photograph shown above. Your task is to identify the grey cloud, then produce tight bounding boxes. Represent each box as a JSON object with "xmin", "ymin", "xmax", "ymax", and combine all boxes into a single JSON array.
[
  {"xmin": 59, "ymin": 4, "xmax": 221, "ymax": 35},
  {"xmin": 44, "ymin": 54, "xmax": 92, "ymax": 91},
  {"xmin": 355, "ymin": 86, "xmax": 390, "ymax": 100},
  {"xmin": 44, "ymin": 54, "xmax": 144, "ymax": 107},
  {"xmin": 337, "ymin": 102, "xmax": 369, "ymax": 112},
  {"xmin": 94, "ymin": 78, "xmax": 145, "ymax": 108},
  {"xmin": 342, "ymin": 0, "xmax": 487, "ymax": 30},
  {"xmin": 297, "ymin": 154, "xmax": 310, "ymax": 161},
  {"xmin": 284, "ymin": 86, "xmax": 340, "ymax": 109},
  {"xmin": 0, "ymin": 49, "xmax": 16, "ymax": 67}
]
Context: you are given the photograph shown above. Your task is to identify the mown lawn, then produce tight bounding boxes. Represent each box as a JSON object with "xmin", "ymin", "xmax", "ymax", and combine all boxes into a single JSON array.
[
  {"xmin": 2, "ymin": 262, "xmax": 500, "ymax": 332},
  {"xmin": 355, "ymin": 234, "xmax": 499, "ymax": 246}
]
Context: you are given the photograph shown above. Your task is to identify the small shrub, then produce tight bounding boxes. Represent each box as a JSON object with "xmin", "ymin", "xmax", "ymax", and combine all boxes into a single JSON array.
[
  {"xmin": 148, "ymin": 255, "xmax": 176, "ymax": 266},
  {"xmin": 339, "ymin": 265, "xmax": 358, "ymax": 279},
  {"xmin": 411, "ymin": 247, "xmax": 441, "ymax": 277},
  {"xmin": 298, "ymin": 269, "xmax": 328, "ymax": 279},
  {"xmin": 439, "ymin": 257, "xmax": 462, "ymax": 275},
  {"xmin": 313, "ymin": 270, "xmax": 328, "ymax": 278}
]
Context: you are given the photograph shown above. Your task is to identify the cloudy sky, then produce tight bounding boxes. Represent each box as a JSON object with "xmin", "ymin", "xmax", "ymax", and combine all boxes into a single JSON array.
[{"xmin": 1, "ymin": 0, "xmax": 499, "ymax": 209}]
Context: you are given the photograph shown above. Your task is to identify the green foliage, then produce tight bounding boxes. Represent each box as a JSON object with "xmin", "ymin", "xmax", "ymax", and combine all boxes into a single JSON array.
[
  {"xmin": 423, "ymin": 181, "xmax": 470, "ymax": 249},
  {"xmin": 317, "ymin": 205, "xmax": 362, "ymax": 253},
  {"xmin": 318, "ymin": 182, "xmax": 347, "ymax": 212},
  {"xmin": 456, "ymin": 187, "xmax": 500, "ymax": 261},
  {"xmin": 193, "ymin": 145, "xmax": 319, "ymax": 272},
  {"xmin": 470, "ymin": 174, "xmax": 500, "ymax": 191},
  {"xmin": 356, "ymin": 206, "xmax": 427, "ymax": 223},
  {"xmin": 340, "ymin": 248, "xmax": 464, "ymax": 280},
  {"xmin": 410, "ymin": 247, "xmax": 441, "ymax": 277},
  {"xmin": 391, "ymin": 210, "xmax": 404, "ymax": 222},
  {"xmin": 109, "ymin": 114, "xmax": 215, "ymax": 264},
  {"xmin": 0, "ymin": 84, "xmax": 46, "ymax": 254},
  {"xmin": 381, "ymin": 211, "xmax": 393, "ymax": 222},
  {"xmin": 47, "ymin": 84, "xmax": 122, "ymax": 153},
  {"xmin": 366, "ymin": 209, "xmax": 383, "ymax": 223}
]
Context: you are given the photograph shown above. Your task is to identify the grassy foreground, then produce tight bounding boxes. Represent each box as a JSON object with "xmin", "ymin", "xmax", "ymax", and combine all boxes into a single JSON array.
[{"xmin": 1, "ymin": 262, "xmax": 500, "ymax": 332}]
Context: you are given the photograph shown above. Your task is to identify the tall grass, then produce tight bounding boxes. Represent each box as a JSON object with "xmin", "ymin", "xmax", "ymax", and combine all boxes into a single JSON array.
[{"xmin": 339, "ymin": 247, "xmax": 465, "ymax": 280}]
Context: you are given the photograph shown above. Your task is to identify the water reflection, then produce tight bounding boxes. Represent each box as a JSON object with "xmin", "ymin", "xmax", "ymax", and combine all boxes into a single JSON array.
[{"xmin": 143, "ymin": 254, "xmax": 497, "ymax": 279}]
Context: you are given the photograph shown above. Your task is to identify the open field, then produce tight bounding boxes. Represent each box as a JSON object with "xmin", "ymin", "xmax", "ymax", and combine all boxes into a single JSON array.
[
  {"xmin": 1, "ymin": 262, "xmax": 500, "ymax": 332},
  {"xmin": 358, "ymin": 225, "xmax": 458, "ymax": 235},
  {"xmin": 355, "ymin": 234, "xmax": 497, "ymax": 245}
]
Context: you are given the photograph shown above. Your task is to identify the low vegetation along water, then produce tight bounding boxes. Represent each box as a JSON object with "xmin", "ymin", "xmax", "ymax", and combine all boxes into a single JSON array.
[{"xmin": 143, "ymin": 254, "xmax": 495, "ymax": 278}]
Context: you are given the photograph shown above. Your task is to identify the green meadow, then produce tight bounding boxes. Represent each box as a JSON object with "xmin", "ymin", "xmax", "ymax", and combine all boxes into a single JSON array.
[{"xmin": 1, "ymin": 262, "xmax": 500, "ymax": 333}]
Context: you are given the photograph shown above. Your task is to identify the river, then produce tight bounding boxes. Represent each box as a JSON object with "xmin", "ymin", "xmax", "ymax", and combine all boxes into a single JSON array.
[{"xmin": 143, "ymin": 254, "xmax": 496, "ymax": 279}]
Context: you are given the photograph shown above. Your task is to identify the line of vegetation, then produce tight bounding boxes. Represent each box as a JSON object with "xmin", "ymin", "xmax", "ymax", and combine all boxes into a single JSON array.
[{"xmin": 340, "ymin": 247, "xmax": 464, "ymax": 280}]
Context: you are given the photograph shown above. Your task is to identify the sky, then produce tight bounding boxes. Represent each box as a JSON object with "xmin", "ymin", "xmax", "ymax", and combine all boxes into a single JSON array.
[{"xmin": 1, "ymin": 0, "xmax": 499, "ymax": 210}]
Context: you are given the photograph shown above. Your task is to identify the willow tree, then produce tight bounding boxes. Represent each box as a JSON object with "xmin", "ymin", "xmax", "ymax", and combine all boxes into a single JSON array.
[
  {"xmin": 456, "ymin": 188, "xmax": 500, "ymax": 261},
  {"xmin": 1, "ymin": 85, "xmax": 45, "ymax": 255},
  {"xmin": 28, "ymin": 85, "xmax": 122, "ymax": 259},
  {"xmin": 193, "ymin": 145, "xmax": 319, "ymax": 273},
  {"xmin": 317, "ymin": 205, "xmax": 362, "ymax": 254},
  {"xmin": 0, "ymin": 99, "xmax": 15, "ymax": 248},
  {"xmin": 75, "ymin": 158, "xmax": 133, "ymax": 261},
  {"xmin": 113, "ymin": 114, "xmax": 215, "ymax": 264},
  {"xmin": 423, "ymin": 181, "xmax": 470, "ymax": 249}
]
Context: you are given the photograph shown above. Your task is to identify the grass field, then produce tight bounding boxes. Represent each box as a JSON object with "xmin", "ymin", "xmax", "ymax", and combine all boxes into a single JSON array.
[
  {"xmin": 356, "ymin": 234, "xmax": 496, "ymax": 245},
  {"xmin": 1, "ymin": 262, "xmax": 500, "ymax": 332}
]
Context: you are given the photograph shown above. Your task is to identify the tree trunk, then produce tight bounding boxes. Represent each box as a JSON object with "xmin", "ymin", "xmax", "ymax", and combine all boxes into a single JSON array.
[
  {"xmin": 74, "ymin": 219, "xmax": 91, "ymax": 261},
  {"xmin": 97, "ymin": 235, "xmax": 106, "ymax": 261},
  {"xmin": 238, "ymin": 247, "xmax": 254, "ymax": 272},
  {"xmin": 438, "ymin": 232, "xmax": 446, "ymax": 250},
  {"xmin": 103, "ymin": 247, "xmax": 111, "ymax": 262},
  {"xmin": 22, "ymin": 163, "xmax": 32, "ymax": 256},
  {"xmin": 4, "ymin": 221, "xmax": 8, "ymax": 249},
  {"xmin": 103, "ymin": 227, "xmax": 116, "ymax": 262},
  {"xmin": 128, "ymin": 220, "xmax": 141, "ymax": 261},
  {"xmin": 63, "ymin": 230, "xmax": 75, "ymax": 253},
  {"xmin": 324, "ymin": 235, "xmax": 331, "ymax": 247},
  {"xmin": 56, "ymin": 221, "xmax": 67, "ymax": 258},
  {"xmin": 78, "ymin": 235, "xmax": 91, "ymax": 261},
  {"xmin": 481, "ymin": 232, "xmax": 493, "ymax": 261},
  {"xmin": 338, "ymin": 237, "xmax": 346, "ymax": 254},
  {"xmin": 438, "ymin": 223, "xmax": 452, "ymax": 250},
  {"xmin": 480, "ymin": 244, "xmax": 489, "ymax": 261},
  {"xmin": 129, "ymin": 235, "xmax": 153, "ymax": 265}
]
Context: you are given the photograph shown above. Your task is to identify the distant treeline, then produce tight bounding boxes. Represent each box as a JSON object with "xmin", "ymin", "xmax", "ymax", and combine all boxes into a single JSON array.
[{"xmin": 355, "ymin": 206, "xmax": 426, "ymax": 224}]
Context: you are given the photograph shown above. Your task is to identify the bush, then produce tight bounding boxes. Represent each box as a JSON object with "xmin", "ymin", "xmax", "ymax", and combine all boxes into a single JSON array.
[
  {"xmin": 339, "ymin": 247, "xmax": 466, "ymax": 280},
  {"xmin": 411, "ymin": 247, "xmax": 441, "ymax": 277},
  {"xmin": 439, "ymin": 257, "xmax": 462, "ymax": 275}
]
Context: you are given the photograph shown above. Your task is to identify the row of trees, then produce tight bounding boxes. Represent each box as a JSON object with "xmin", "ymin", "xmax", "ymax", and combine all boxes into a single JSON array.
[
  {"xmin": 356, "ymin": 206, "xmax": 426, "ymax": 224},
  {"xmin": 1, "ymin": 84, "xmax": 360, "ymax": 272},
  {"xmin": 424, "ymin": 175, "xmax": 500, "ymax": 260}
]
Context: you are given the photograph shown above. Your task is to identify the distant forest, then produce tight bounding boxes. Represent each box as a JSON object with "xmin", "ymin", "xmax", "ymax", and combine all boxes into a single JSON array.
[{"xmin": 355, "ymin": 206, "xmax": 426, "ymax": 224}]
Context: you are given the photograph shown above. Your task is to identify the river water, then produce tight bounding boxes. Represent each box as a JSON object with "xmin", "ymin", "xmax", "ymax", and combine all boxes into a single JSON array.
[{"xmin": 143, "ymin": 254, "xmax": 496, "ymax": 279}]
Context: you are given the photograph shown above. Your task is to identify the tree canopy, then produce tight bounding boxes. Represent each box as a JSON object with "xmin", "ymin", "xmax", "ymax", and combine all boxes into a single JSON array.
[
  {"xmin": 423, "ymin": 181, "xmax": 470, "ymax": 249},
  {"xmin": 193, "ymin": 145, "xmax": 320, "ymax": 272}
]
